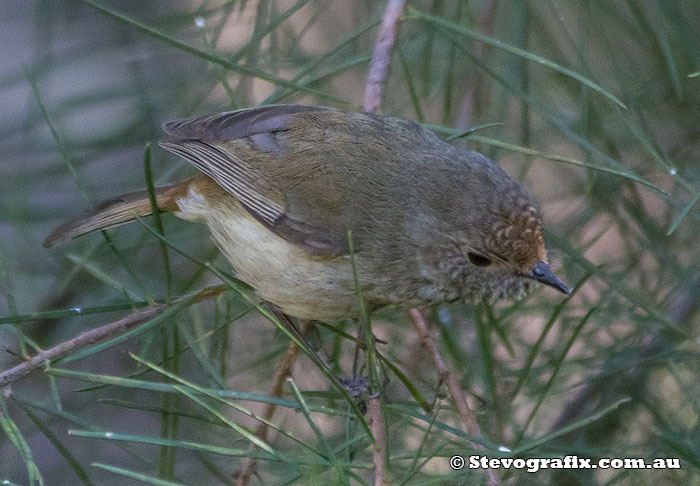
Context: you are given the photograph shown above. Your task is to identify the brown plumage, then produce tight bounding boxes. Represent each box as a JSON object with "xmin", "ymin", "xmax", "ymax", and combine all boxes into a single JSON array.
[{"xmin": 45, "ymin": 104, "xmax": 568, "ymax": 319}]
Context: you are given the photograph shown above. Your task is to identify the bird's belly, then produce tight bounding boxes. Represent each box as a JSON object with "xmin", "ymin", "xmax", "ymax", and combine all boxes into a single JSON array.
[{"xmin": 175, "ymin": 188, "xmax": 358, "ymax": 320}]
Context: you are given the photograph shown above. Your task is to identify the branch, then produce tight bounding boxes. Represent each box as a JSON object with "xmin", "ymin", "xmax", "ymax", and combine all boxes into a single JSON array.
[
  {"xmin": 362, "ymin": 3, "xmax": 408, "ymax": 483},
  {"xmin": 409, "ymin": 309, "xmax": 500, "ymax": 486},
  {"xmin": 0, "ymin": 285, "xmax": 225, "ymax": 389},
  {"xmin": 368, "ymin": 396, "xmax": 386, "ymax": 485},
  {"xmin": 235, "ymin": 319, "xmax": 313, "ymax": 486},
  {"xmin": 363, "ymin": 0, "xmax": 406, "ymax": 114}
]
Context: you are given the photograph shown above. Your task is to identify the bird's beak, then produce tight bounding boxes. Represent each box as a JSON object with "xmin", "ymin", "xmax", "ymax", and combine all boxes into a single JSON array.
[{"xmin": 530, "ymin": 261, "xmax": 570, "ymax": 294}]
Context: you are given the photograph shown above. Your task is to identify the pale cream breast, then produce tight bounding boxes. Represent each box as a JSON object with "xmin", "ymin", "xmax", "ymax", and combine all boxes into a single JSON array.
[{"xmin": 175, "ymin": 187, "xmax": 359, "ymax": 320}]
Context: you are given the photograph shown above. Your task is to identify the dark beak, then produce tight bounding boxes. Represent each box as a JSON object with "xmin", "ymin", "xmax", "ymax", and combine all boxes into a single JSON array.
[{"xmin": 530, "ymin": 261, "xmax": 570, "ymax": 294}]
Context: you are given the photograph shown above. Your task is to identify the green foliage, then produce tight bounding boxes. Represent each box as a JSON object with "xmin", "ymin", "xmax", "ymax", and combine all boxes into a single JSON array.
[{"xmin": 1, "ymin": 1, "xmax": 699, "ymax": 484}]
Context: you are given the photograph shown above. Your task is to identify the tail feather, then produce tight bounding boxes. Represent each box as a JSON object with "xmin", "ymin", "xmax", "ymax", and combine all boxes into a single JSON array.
[{"xmin": 44, "ymin": 183, "xmax": 186, "ymax": 248}]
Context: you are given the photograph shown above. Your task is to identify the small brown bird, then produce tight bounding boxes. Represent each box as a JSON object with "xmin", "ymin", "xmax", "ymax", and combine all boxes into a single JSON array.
[{"xmin": 45, "ymin": 104, "xmax": 569, "ymax": 319}]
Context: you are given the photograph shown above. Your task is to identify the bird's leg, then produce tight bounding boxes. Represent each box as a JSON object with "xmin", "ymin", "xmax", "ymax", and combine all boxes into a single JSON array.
[
  {"xmin": 338, "ymin": 320, "xmax": 373, "ymax": 402},
  {"xmin": 272, "ymin": 310, "xmax": 332, "ymax": 373}
]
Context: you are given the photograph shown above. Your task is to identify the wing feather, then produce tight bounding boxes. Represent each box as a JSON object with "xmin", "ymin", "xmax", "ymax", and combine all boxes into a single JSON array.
[
  {"xmin": 158, "ymin": 139, "xmax": 284, "ymax": 225},
  {"xmin": 161, "ymin": 104, "xmax": 331, "ymax": 142},
  {"xmin": 158, "ymin": 104, "xmax": 347, "ymax": 256}
]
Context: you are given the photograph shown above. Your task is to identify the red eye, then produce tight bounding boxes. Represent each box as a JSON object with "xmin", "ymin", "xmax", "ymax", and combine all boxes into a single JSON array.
[{"xmin": 468, "ymin": 252, "xmax": 492, "ymax": 267}]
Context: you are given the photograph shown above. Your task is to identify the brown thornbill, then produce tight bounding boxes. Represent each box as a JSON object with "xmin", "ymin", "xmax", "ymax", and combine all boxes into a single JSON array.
[{"xmin": 45, "ymin": 104, "xmax": 570, "ymax": 320}]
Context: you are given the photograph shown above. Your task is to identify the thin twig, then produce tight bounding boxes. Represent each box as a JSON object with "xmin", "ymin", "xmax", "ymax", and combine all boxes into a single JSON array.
[
  {"xmin": 235, "ymin": 319, "xmax": 313, "ymax": 486},
  {"xmin": 0, "ymin": 285, "xmax": 226, "ymax": 389},
  {"xmin": 363, "ymin": 0, "xmax": 406, "ymax": 114},
  {"xmin": 362, "ymin": 2, "xmax": 407, "ymax": 483},
  {"xmin": 368, "ymin": 396, "xmax": 386, "ymax": 485},
  {"xmin": 409, "ymin": 309, "xmax": 500, "ymax": 486},
  {"xmin": 408, "ymin": 310, "xmax": 481, "ymax": 436}
]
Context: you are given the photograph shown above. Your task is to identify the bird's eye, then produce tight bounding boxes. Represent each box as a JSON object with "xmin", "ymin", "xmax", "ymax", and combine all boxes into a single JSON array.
[{"xmin": 467, "ymin": 252, "xmax": 492, "ymax": 267}]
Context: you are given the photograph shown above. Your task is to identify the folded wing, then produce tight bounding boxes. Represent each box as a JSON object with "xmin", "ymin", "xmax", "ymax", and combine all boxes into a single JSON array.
[{"xmin": 159, "ymin": 105, "xmax": 348, "ymax": 257}]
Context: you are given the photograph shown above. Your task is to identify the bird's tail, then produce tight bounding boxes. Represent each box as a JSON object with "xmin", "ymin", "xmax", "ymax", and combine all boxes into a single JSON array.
[{"xmin": 43, "ymin": 182, "xmax": 188, "ymax": 248}]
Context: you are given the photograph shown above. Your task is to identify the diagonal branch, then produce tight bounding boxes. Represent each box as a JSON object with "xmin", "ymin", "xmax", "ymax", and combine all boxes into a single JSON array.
[
  {"xmin": 409, "ymin": 309, "xmax": 500, "ymax": 486},
  {"xmin": 362, "ymin": 2, "xmax": 407, "ymax": 484},
  {"xmin": 363, "ymin": 0, "xmax": 406, "ymax": 114},
  {"xmin": 0, "ymin": 285, "xmax": 225, "ymax": 389},
  {"xmin": 235, "ymin": 319, "xmax": 313, "ymax": 486}
]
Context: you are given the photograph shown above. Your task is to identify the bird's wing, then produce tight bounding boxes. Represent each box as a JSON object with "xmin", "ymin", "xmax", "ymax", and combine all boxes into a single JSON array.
[{"xmin": 158, "ymin": 105, "xmax": 349, "ymax": 256}]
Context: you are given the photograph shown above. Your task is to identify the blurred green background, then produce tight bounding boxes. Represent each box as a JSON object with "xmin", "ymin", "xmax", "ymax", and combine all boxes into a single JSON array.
[{"xmin": 1, "ymin": 0, "xmax": 699, "ymax": 485}]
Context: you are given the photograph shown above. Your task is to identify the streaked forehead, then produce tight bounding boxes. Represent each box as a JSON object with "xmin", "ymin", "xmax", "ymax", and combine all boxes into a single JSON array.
[{"xmin": 488, "ymin": 193, "xmax": 546, "ymax": 269}]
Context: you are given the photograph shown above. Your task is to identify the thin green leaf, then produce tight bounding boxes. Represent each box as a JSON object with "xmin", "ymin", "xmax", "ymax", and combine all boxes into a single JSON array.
[
  {"xmin": 409, "ymin": 9, "xmax": 627, "ymax": 109},
  {"xmin": 311, "ymin": 319, "xmax": 431, "ymax": 412},
  {"xmin": 23, "ymin": 66, "xmax": 92, "ymax": 206},
  {"xmin": 228, "ymin": 0, "xmax": 315, "ymax": 64},
  {"xmin": 77, "ymin": 0, "xmax": 349, "ymax": 104},
  {"xmin": 263, "ymin": 18, "xmax": 381, "ymax": 104},
  {"xmin": 387, "ymin": 404, "xmax": 496, "ymax": 450},
  {"xmin": 75, "ymin": 430, "xmax": 273, "ymax": 460},
  {"xmin": 143, "ymin": 143, "xmax": 172, "ymax": 302},
  {"xmin": 65, "ymin": 254, "xmax": 144, "ymax": 302},
  {"xmin": 398, "ymin": 45, "xmax": 424, "ymax": 122},
  {"xmin": 176, "ymin": 320, "xmax": 228, "ymax": 389},
  {"xmin": 288, "ymin": 378, "xmax": 332, "ymax": 453},
  {"xmin": 462, "ymin": 132, "xmax": 665, "ymax": 195},
  {"xmin": 512, "ymin": 398, "xmax": 631, "ymax": 454},
  {"xmin": 512, "ymin": 274, "xmax": 591, "ymax": 398},
  {"xmin": 129, "ymin": 353, "xmax": 337, "ymax": 461},
  {"xmin": 445, "ymin": 122, "xmax": 504, "ymax": 141},
  {"xmin": 11, "ymin": 394, "xmax": 151, "ymax": 465},
  {"xmin": 0, "ymin": 302, "xmax": 151, "ymax": 325},
  {"xmin": 59, "ymin": 287, "xmax": 223, "ymax": 364},
  {"xmin": 653, "ymin": 1, "xmax": 683, "ymax": 101},
  {"xmin": 91, "ymin": 463, "xmax": 190, "ymax": 486},
  {"xmin": 19, "ymin": 404, "xmax": 94, "ymax": 486},
  {"xmin": 547, "ymin": 232, "xmax": 681, "ymax": 334},
  {"xmin": 48, "ymin": 368, "xmax": 316, "ymax": 409},
  {"xmin": 0, "ymin": 395, "xmax": 45, "ymax": 486},
  {"xmin": 515, "ymin": 307, "xmax": 597, "ymax": 444},
  {"xmin": 666, "ymin": 188, "xmax": 700, "ymax": 236}
]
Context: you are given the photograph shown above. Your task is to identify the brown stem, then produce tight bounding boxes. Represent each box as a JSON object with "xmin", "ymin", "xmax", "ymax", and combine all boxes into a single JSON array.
[
  {"xmin": 408, "ymin": 309, "xmax": 500, "ymax": 486},
  {"xmin": 0, "ymin": 285, "xmax": 225, "ymax": 389},
  {"xmin": 369, "ymin": 396, "xmax": 386, "ymax": 486},
  {"xmin": 361, "ymin": 2, "xmax": 407, "ymax": 483},
  {"xmin": 234, "ymin": 319, "xmax": 314, "ymax": 486},
  {"xmin": 363, "ymin": 0, "xmax": 407, "ymax": 114}
]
